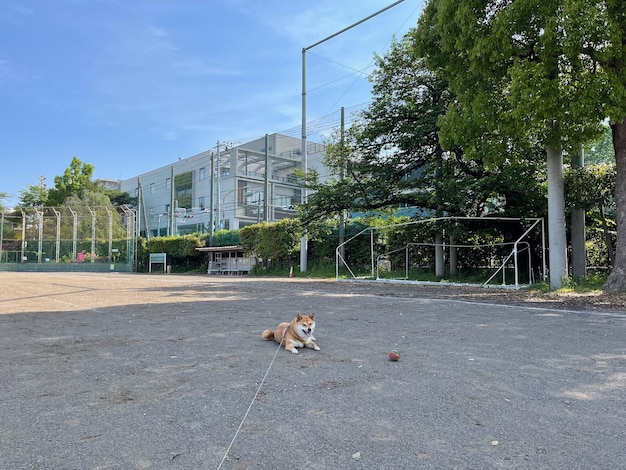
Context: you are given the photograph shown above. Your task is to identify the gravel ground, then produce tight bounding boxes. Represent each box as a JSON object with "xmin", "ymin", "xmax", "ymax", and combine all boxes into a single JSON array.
[
  {"xmin": 1, "ymin": 273, "xmax": 625, "ymax": 470},
  {"xmin": 328, "ymin": 280, "xmax": 626, "ymax": 315}
]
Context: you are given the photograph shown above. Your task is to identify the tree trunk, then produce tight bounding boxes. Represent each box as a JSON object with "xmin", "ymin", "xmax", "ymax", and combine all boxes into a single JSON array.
[
  {"xmin": 435, "ymin": 233, "xmax": 445, "ymax": 277},
  {"xmin": 546, "ymin": 145, "xmax": 568, "ymax": 288},
  {"xmin": 449, "ymin": 234, "xmax": 458, "ymax": 277},
  {"xmin": 603, "ymin": 117, "xmax": 626, "ymax": 292},
  {"xmin": 570, "ymin": 147, "xmax": 586, "ymax": 278}
]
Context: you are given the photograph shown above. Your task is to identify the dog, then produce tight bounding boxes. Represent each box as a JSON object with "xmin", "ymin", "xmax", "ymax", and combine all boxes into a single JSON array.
[{"xmin": 262, "ymin": 313, "xmax": 320, "ymax": 354}]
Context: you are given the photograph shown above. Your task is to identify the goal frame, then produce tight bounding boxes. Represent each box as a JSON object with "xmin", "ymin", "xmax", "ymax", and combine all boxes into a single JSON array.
[{"xmin": 335, "ymin": 216, "xmax": 546, "ymax": 289}]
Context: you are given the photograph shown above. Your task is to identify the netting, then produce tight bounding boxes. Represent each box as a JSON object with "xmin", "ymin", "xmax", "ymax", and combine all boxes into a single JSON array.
[
  {"xmin": 0, "ymin": 205, "xmax": 137, "ymax": 271},
  {"xmin": 335, "ymin": 217, "xmax": 546, "ymax": 289}
]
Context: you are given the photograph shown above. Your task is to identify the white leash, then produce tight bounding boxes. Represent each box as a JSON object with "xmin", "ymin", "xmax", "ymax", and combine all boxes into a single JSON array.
[{"xmin": 216, "ymin": 330, "xmax": 287, "ymax": 469}]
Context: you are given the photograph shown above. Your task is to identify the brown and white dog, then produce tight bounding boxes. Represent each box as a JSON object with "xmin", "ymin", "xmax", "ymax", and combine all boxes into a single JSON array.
[{"xmin": 262, "ymin": 313, "xmax": 320, "ymax": 354}]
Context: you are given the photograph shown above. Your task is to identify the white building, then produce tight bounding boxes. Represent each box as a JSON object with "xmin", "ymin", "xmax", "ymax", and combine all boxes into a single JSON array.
[{"xmin": 118, "ymin": 133, "xmax": 326, "ymax": 238}]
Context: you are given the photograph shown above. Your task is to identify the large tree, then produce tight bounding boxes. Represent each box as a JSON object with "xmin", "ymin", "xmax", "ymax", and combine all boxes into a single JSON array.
[
  {"xmin": 47, "ymin": 157, "xmax": 96, "ymax": 206},
  {"xmin": 414, "ymin": 0, "xmax": 618, "ymax": 288},
  {"xmin": 300, "ymin": 37, "xmax": 451, "ymax": 222},
  {"xmin": 301, "ymin": 35, "xmax": 546, "ymax": 225},
  {"xmin": 19, "ymin": 184, "xmax": 49, "ymax": 208},
  {"xmin": 61, "ymin": 190, "xmax": 127, "ymax": 240},
  {"xmin": 595, "ymin": 0, "xmax": 626, "ymax": 291},
  {"xmin": 566, "ymin": 163, "xmax": 616, "ymax": 267}
]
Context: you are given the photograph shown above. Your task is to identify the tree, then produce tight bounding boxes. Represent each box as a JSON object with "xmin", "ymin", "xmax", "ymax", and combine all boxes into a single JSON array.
[
  {"xmin": 18, "ymin": 184, "xmax": 49, "ymax": 208},
  {"xmin": 597, "ymin": 0, "xmax": 626, "ymax": 289},
  {"xmin": 100, "ymin": 188, "xmax": 136, "ymax": 207},
  {"xmin": 300, "ymin": 38, "xmax": 451, "ymax": 223},
  {"xmin": 414, "ymin": 0, "xmax": 614, "ymax": 288},
  {"xmin": 62, "ymin": 190, "xmax": 127, "ymax": 240},
  {"xmin": 566, "ymin": 164, "xmax": 617, "ymax": 267},
  {"xmin": 301, "ymin": 34, "xmax": 546, "ymax": 226},
  {"xmin": 47, "ymin": 157, "xmax": 96, "ymax": 206},
  {"xmin": 0, "ymin": 192, "xmax": 8, "ymax": 211},
  {"xmin": 585, "ymin": 126, "xmax": 616, "ymax": 166}
]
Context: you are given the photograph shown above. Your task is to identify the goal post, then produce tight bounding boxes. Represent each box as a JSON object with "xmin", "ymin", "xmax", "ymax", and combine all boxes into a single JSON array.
[{"xmin": 335, "ymin": 216, "xmax": 546, "ymax": 289}]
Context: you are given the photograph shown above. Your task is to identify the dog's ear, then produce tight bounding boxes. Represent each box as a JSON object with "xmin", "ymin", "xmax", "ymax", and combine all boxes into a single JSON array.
[
  {"xmin": 296, "ymin": 313, "xmax": 303, "ymax": 321},
  {"xmin": 309, "ymin": 312, "xmax": 315, "ymax": 320}
]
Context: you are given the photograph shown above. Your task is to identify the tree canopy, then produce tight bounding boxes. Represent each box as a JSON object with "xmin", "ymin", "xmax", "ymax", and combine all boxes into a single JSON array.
[
  {"xmin": 413, "ymin": 0, "xmax": 624, "ymax": 288},
  {"xmin": 46, "ymin": 157, "xmax": 96, "ymax": 206},
  {"xmin": 301, "ymin": 30, "xmax": 547, "ymax": 226},
  {"xmin": 16, "ymin": 157, "xmax": 135, "ymax": 209}
]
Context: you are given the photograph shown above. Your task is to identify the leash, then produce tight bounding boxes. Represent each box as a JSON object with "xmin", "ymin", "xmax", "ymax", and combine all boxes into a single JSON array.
[{"xmin": 216, "ymin": 328, "xmax": 287, "ymax": 469}]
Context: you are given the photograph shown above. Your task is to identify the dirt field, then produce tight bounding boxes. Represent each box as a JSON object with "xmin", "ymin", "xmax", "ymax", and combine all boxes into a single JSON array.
[{"xmin": 1, "ymin": 272, "xmax": 625, "ymax": 469}]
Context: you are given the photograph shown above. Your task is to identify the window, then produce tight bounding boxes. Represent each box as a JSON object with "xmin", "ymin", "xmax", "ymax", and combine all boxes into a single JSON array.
[
  {"xmin": 150, "ymin": 183, "xmax": 155, "ymax": 194},
  {"xmin": 174, "ymin": 171, "xmax": 193, "ymax": 209},
  {"xmin": 199, "ymin": 167, "xmax": 206, "ymax": 181},
  {"xmin": 199, "ymin": 196, "xmax": 205, "ymax": 210},
  {"xmin": 166, "ymin": 178, "xmax": 171, "ymax": 190}
]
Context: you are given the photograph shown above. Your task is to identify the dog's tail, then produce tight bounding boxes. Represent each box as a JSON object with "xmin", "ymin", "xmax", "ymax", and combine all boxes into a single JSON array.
[{"xmin": 261, "ymin": 329, "xmax": 275, "ymax": 340}]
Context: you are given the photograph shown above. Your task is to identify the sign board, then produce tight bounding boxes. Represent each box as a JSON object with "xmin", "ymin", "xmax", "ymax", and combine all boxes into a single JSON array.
[{"xmin": 149, "ymin": 252, "xmax": 167, "ymax": 273}]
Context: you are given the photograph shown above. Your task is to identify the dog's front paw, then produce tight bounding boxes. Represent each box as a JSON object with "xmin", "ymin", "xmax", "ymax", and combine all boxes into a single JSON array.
[
  {"xmin": 314, "ymin": 345, "xmax": 320, "ymax": 351},
  {"xmin": 290, "ymin": 348, "xmax": 299, "ymax": 354}
]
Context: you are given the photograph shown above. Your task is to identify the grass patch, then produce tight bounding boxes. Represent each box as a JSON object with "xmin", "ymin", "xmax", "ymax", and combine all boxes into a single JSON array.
[{"xmin": 525, "ymin": 274, "xmax": 607, "ymax": 293}]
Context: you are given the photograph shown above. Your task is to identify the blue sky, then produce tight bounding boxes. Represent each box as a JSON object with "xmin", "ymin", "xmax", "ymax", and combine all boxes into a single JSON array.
[{"xmin": 0, "ymin": 0, "xmax": 423, "ymax": 207}]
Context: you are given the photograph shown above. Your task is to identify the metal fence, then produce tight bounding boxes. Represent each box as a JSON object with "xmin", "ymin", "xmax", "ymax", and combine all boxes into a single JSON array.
[{"xmin": 0, "ymin": 205, "xmax": 137, "ymax": 272}]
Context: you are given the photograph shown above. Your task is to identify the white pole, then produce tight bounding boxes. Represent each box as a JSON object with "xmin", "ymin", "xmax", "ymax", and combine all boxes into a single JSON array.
[
  {"xmin": 300, "ymin": 47, "xmax": 308, "ymax": 272},
  {"xmin": 299, "ymin": 0, "xmax": 405, "ymax": 273}
]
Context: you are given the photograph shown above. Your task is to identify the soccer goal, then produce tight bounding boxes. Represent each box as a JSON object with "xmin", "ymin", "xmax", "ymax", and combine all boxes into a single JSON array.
[{"xmin": 335, "ymin": 217, "xmax": 546, "ymax": 289}]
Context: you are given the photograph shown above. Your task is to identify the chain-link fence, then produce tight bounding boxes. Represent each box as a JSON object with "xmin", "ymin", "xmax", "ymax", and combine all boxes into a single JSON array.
[{"xmin": 0, "ymin": 206, "xmax": 137, "ymax": 272}]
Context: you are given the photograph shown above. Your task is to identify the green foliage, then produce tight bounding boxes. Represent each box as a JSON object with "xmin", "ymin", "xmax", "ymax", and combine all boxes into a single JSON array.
[
  {"xmin": 148, "ymin": 235, "xmax": 203, "ymax": 257},
  {"xmin": 415, "ymin": 0, "xmax": 611, "ymax": 160},
  {"xmin": 204, "ymin": 229, "xmax": 241, "ymax": 247},
  {"xmin": 19, "ymin": 184, "xmax": 49, "ymax": 208},
  {"xmin": 101, "ymin": 188, "xmax": 136, "ymax": 207},
  {"xmin": 305, "ymin": 218, "xmax": 378, "ymax": 269},
  {"xmin": 47, "ymin": 157, "xmax": 96, "ymax": 205},
  {"xmin": 584, "ymin": 126, "xmax": 616, "ymax": 165},
  {"xmin": 565, "ymin": 164, "xmax": 616, "ymax": 212},
  {"xmin": 300, "ymin": 27, "xmax": 547, "ymax": 230},
  {"xmin": 300, "ymin": 37, "xmax": 453, "ymax": 224},
  {"xmin": 240, "ymin": 219, "xmax": 301, "ymax": 268},
  {"xmin": 62, "ymin": 190, "xmax": 127, "ymax": 239},
  {"xmin": 137, "ymin": 234, "xmax": 204, "ymax": 271}
]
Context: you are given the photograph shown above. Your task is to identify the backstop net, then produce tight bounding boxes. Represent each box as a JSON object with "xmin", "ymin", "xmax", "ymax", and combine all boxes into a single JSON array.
[{"xmin": 0, "ymin": 205, "xmax": 137, "ymax": 272}]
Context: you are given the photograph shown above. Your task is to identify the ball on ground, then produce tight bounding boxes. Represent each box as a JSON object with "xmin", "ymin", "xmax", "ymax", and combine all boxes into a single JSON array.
[{"xmin": 388, "ymin": 350, "xmax": 400, "ymax": 361}]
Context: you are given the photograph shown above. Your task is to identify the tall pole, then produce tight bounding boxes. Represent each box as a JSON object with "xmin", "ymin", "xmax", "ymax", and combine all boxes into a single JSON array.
[
  {"xmin": 300, "ymin": 47, "xmax": 308, "ymax": 272},
  {"xmin": 264, "ymin": 134, "xmax": 270, "ymax": 223},
  {"xmin": 338, "ymin": 106, "xmax": 346, "ymax": 263},
  {"xmin": 216, "ymin": 141, "xmax": 221, "ymax": 230},
  {"xmin": 209, "ymin": 152, "xmax": 215, "ymax": 245},
  {"xmin": 169, "ymin": 166, "xmax": 175, "ymax": 237},
  {"xmin": 300, "ymin": 0, "xmax": 405, "ymax": 273}
]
